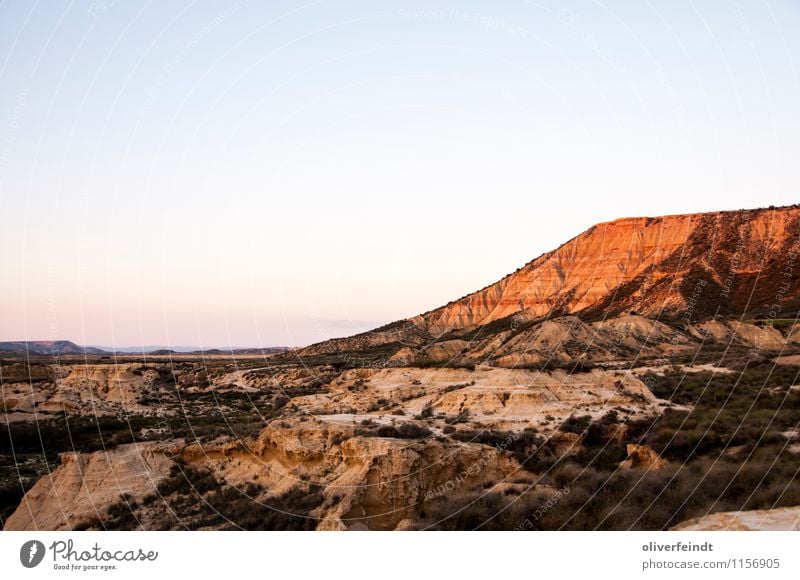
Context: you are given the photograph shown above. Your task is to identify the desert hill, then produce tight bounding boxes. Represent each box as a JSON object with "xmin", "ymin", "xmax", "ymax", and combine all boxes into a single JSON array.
[{"xmin": 294, "ymin": 205, "xmax": 800, "ymax": 364}]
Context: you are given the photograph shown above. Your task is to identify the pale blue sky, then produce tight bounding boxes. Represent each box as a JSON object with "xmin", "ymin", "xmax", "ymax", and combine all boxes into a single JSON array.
[{"xmin": 1, "ymin": 0, "xmax": 799, "ymax": 347}]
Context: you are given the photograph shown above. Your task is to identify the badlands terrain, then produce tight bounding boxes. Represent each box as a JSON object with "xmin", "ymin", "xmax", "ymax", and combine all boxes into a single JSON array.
[{"xmin": 2, "ymin": 205, "xmax": 800, "ymax": 530}]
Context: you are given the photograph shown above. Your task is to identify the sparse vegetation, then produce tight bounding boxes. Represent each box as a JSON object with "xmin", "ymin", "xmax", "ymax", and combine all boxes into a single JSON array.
[
  {"xmin": 356, "ymin": 423, "xmax": 432, "ymax": 440},
  {"xmin": 89, "ymin": 464, "xmax": 327, "ymax": 531},
  {"xmin": 428, "ymin": 363, "xmax": 800, "ymax": 529},
  {"xmin": 414, "ymin": 358, "xmax": 476, "ymax": 371},
  {"xmin": 451, "ymin": 428, "xmax": 544, "ymax": 469}
]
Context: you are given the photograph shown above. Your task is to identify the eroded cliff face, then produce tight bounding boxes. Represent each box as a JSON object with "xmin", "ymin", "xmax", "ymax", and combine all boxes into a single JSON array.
[
  {"xmin": 417, "ymin": 206, "xmax": 800, "ymax": 335},
  {"xmin": 418, "ymin": 214, "xmax": 697, "ymax": 333},
  {"xmin": 4, "ymin": 442, "xmax": 176, "ymax": 531}
]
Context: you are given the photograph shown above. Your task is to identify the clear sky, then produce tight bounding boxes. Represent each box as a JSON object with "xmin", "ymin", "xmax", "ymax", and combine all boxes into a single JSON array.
[{"xmin": 1, "ymin": 0, "xmax": 799, "ymax": 348}]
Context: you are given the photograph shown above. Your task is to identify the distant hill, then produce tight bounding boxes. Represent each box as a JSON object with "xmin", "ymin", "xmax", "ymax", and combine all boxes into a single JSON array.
[
  {"xmin": 142, "ymin": 347, "xmax": 290, "ymax": 356},
  {"xmin": 0, "ymin": 341, "xmax": 109, "ymax": 356},
  {"xmin": 186, "ymin": 347, "xmax": 290, "ymax": 356},
  {"xmin": 89, "ymin": 345, "xmax": 203, "ymax": 354},
  {"xmin": 0, "ymin": 341, "xmax": 289, "ymax": 357}
]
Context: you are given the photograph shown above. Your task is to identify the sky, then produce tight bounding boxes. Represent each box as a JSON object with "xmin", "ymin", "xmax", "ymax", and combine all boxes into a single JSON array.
[{"xmin": 0, "ymin": 0, "xmax": 799, "ymax": 348}]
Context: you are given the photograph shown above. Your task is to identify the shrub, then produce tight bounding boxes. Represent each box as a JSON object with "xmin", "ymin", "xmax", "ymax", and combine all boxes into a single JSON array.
[
  {"xmin": 559, "ymin": 414, "xmax": 592, "ymax": 435},
  {"xmin": 373, "ymin": 423, "xmax": 432, "ymax": 439}
]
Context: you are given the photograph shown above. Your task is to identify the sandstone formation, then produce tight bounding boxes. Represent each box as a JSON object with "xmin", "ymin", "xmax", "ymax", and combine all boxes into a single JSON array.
[
  {"xmin": 672, "ymin": 506, "xmax": 800, "ymax": 531},
  {"xmin": 0, "ymin": 363, "xmax": 173, "ymax": 421},
  {"xmin": 5, "ymin": 419, "xmax": 526, "ymax": 531},
  {"xmin": 292, "ymin": 366, "xmax": 663, "ymax": 433},
  {"xmin": 5, "ymin": 442, "xmax": 174, "ymax": 531}
]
